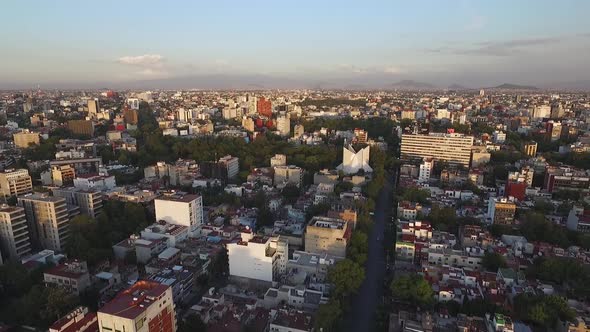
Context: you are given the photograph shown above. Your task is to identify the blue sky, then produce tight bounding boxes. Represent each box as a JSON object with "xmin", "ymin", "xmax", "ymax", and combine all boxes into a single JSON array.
[{"xmin": 1, "ymin": 0, "xmax": 590, "ymax": 88}]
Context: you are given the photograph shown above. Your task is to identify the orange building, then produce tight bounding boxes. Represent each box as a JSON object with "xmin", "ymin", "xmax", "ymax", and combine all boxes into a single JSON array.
[{"xmin": 257, "ymin": 97, "xmax": 272, "ymax": 117}]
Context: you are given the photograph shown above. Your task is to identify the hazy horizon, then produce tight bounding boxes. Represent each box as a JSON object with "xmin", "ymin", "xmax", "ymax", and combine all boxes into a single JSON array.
[{"xmin": 2, "ymin": 0, "xmax": 590, "ymax": 90}]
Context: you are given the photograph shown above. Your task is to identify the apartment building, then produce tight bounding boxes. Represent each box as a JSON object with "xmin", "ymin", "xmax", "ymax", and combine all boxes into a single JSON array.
[
  {"xmin": 13, "ymin": 130, "xmax": 40, "ymax": 148},
  {"xmin": 98, "ymin": 281, "xmax": 176, "ymax": 332},
  {"xmin": 0, "ymin": 205, "xmax": 32, "ymax": 260},
  {"xmin": 52, "ymin": 187, "xmax": 103, "ymax": 218},
  {"xmin": 401, "ymin": 133, "xmax": 474, "ymax": 168},
  {"xmin": 44, "ymin": 260, "xmax": 91, "ymax": 295},
  {"xmin": 19, "ymin": 193, "xmax": 74, "ymax": 251},
  {"xmin": 0, "ymin": 169, "xmax": 33, "ymax": 197},
  {"xmin": 273, "ymin": 165, "xmax": 303, "ymax": 188},
  {"xmin": 487, "ymin": 197, "xmax": 517, "ymax": 225},
  {"xmin": 154, "ymin": 193, "xmax": 203, "ymax": 236},
  {"xmin": 304, "ymin": 216, "xmax": 351, "ymax": 257},
  {"xmin": 51, "ymin": 165, "xmax": 76, "ymax": 187}
]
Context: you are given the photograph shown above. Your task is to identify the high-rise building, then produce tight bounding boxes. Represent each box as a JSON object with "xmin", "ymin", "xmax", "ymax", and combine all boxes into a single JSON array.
[
  {"xmin": 52, "ymin": 187, "xmax": 103, "ymax": 219},
  {"xmin": 87, "ymin": 99, "xmax": 99, "ymax": 117},
  {"xmin": 337, "ymin": 144, "xmax": 372, "ymax": 175},
  {"xmin": 241, "ymin": 117, "xmax": 255, "ymax": 132},
  {"xmin": 273, "ymin": 165, "xmax": 303, "ymax": 188},
  {"xmin": 98, "ymin": 281, "xmax": 176, "ymax": 332},
  {"xmin": 154, "ymin": 193, "xmax": 203, "ymax": 236},
  {"xmin": 276, "ymin": 114, "xmax": 290, "ymax": 136},
  {"xmin": 354, "ymin": 128, "xmax": 368, "ymax": 144},
  {"xmin": 523, "ymin": 142, "xmax": 537, "ymax": 157},
  {"xmin": 305, "ymin": 216, "xmax": 350, "ymax": 257},
  {"xmin": 257, "ymin": 97, "xmax": 272, "ymax": 117},
  {"xmin": 13, "ymin": 130, "xmax": 40, "ymax": 148},
  {"xmin": 218, "ymin": 155, "xmax": 239, "ymax": 179},
  {"xmin": 227, "ymin": 230, "xmax": 288, "ymax": 283},
  {"xmin": 550, "ymin": 103, "xmax": 565, "ymax": 119},
  {"xmin": 401, "ymin": 133, "xmax": 474, "ymax": 168},
  {"xmin": 123, "ymin": 105, "xmax": 139, "ymax": 125},
  {"xmin": 546, "ymin": 121, "xmax": 562, "ymax": 142},
  {"xmin": 418, "ymin": 158, "xmax": 434, "ymax": 183},
  {"xmin": 18, "ymin": 193, "xmax": 75, "ymax": 251},
  {"xmin": 532, "ymin": 105, "xmax": 550, "ymax": 119},
  {"xmin": 0, "ymin": 169, "xmax": 33, "ymax": 197},
  {"xmin": 487, "ymin": 197, "xmax": 516, "ymax": 225},
  {"xmin": 67, "ymin": 120, "xmax": 95, "ymax": 137},
  {"xmin": 126, "ymin": 98, "xmax": 140, "ymax": 110},
  {"xmin": 0, "ymin": 205, "xmax": 32, "ymax": 261}
]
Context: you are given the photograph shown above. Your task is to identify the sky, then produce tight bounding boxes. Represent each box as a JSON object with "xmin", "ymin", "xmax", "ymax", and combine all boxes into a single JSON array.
[{"xmin": 1, "ymin": 0, "xmax": 590, "ymax": 89}]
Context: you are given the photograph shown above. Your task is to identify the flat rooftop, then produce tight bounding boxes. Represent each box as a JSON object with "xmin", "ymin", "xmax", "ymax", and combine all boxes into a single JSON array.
[
  {"xmin": 156, "ymin": 194, "xmax": 200, "ymax": 203},
  {"xmin": 99, "ymin": 281, "xmax": 169, "ymax": 320}
]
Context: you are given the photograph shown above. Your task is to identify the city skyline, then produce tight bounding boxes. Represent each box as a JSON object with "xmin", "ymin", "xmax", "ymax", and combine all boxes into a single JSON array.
[{"xmin": 2, "ymin": 0, "xmax": 590, "ymax": 89}]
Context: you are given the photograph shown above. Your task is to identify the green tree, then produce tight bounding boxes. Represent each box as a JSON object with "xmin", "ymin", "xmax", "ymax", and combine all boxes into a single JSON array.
[
  {"xmin": 481, "ymin": 252, "xmax": 507, "ymax": 272},
  {"xmin": 390, "ymin": 275, "xmax": 434, "ymax": 308},
  {"xmin": 314, "ymin": 300, "xmax": 343, "ymax": 332},
  {"xmin": 178, "ymin": 314, "xmax": 207, "ymax": 332},
  {"xmin": 281, "ymin": 184, "xmax": 301, "ymax": 205},
  {"xmin": 347, "ymin": 231, "xmax": 368, "ymax": 265},
  {"xmin": 328, "ymin": 259, "xmax": 365, "ymax": 300}
]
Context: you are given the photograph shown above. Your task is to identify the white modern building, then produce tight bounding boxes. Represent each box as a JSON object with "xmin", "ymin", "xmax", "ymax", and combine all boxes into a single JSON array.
[
  {"xmin": 154, "ymin": 193, "xmax": 203, "ymax": 236},
  {"xmin": 218, "ymin": 155, "xmax": 239, "ymax": 179},
  {"xmin": 227, "ymin": 230, "xmax": 288, "ymax": 283},
  {"xmin": 419, "ymin": 158, "xmax": 434, "ymax": 183},
  {"xmin": 337, "ymin": 144, "xmax": 372, "ymax": 175},
  {"xmin": 73, "ymin": 174, "xmax": 116, "ymax": 191},
  {"xmin": 276, "ymin": 114, "xmax": 291, "ymax": 136}
]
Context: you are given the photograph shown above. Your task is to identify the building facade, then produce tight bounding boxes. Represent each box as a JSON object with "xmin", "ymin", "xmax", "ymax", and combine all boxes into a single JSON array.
[
  {"xmin": 0, "ymin": 205, "xmax": 32, "ymax": 260},
  {"xmin": 19, "ymin": 194, "xmax": 74, "ymax": 251},
  {"xmin": 154, "ymin": 193, "xmax": 203, "ymax": 236},
  {"xmin": 401, "ymin": 133, "xmax": 474, "ymax": 168},
  {"xmin": 304, "ymin": 216, "xmax": 350, "ymax": 257}
]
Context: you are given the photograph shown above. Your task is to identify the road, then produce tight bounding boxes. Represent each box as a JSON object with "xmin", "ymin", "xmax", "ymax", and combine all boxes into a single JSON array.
[{"xmin": 344, "ymin": 174, "xmax": 394, "ymax": 332}]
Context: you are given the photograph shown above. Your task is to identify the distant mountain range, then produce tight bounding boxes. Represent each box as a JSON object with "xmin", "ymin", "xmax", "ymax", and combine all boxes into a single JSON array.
[{"xmin": 488, "ymin": 83, "xmax": 538, "ymax": 90}]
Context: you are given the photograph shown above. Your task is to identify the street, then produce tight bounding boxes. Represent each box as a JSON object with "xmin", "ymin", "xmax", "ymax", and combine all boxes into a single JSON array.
[{"xmin": 344, "ymin": 174, "xmax": 394, "ymax": 332}]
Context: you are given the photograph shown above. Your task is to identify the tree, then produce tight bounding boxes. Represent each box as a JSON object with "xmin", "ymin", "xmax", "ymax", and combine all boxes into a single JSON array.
[
  {"xmin": 281, "ymin": 184, "xmax": 301, "ymax": 205},
  {"xmin": 347, "ymin": 231, "xmax": 368, "ymax": 265},
  {"xmin": 390, "ymin": 275, "xmax": 434, "ymax": 308},
  {"xmin": 178, "ymin": 314, "xmax": 206, "ymax": 332},
  {"xmin": 481, "ymin": 252, "xmax": 507, "ymax": 272},
  {"xmin": 315, "ymin": 300, "xmax": 342, "ymax": 332},
  {"xmin": 328, "ymin": 259, "xmax": 365, "ymax": 300}
]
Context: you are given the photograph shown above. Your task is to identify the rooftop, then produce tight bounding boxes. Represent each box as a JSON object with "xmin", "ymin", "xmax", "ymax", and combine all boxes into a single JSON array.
[{"xmin": 98, "ymin": 281, "xmax": 169, "ymax": 320}]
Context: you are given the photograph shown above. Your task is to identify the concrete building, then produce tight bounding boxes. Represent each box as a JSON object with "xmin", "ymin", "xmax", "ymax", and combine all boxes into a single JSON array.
[
  {"xmin": 269, "ymin": 309, "xmax": 313, "ymax": 332},
  {"xmin": 337, "ymin": 144, "xmax": 372, "ymax": 175},
  {"xmin": 98, "ymin": 281, "xmax": 176, "ymax": 332},
  {"xmin": 67, "ymin": 120, "xmax": 95, "ymax": 137},
  {"xmin": 270, "ymin": 154, "xmax": 287, "ymax": 167},
  {"xmin": 508, "ymin": 166, "xmax": 534, "ymax": 187},
  {"xmin": 544, "ymin": 166, "xmax": 590, "ymax": 193},
  {"xmin": 123, "ymin": 106, "xmax": 138, "ymax": 125},
  {"xmin": 419, "ymin": 158, "xmax": 434, "ymax": 183},
  {"xmin": 44, "ymin": 260, "xmax": 91, "ymax": 295},
  {"xmin": 532, "ymin": 105, "xmax": 550, "ymax": 119},
  {"xmin": 49, "ymin": 306, "xmax": 98, "ymax": 332},
  {"xmin": 13, "ymin": 130, "xmax": 40, "ymax": 148},
  {"xmin": 0, "ymin": 205, "xmax": 32, "ymax": 261},
  {"xmin": 487, "ymin": 197, "xmax": 516, "ymax": 225},
  {"xmin": 257, "ymin": 97, "xmax": 272, "ymax": 117},
  {"xmin": 19, "ymin": 193, "xmax": 74, "ymax": 251},
  {"xmin": 87, "ymin": 99, "xmax": 99, "ymax": 117},
  {"xmin": 154, "ymin": 193, "xmax": 203, "ymax": 236},
  {"xmin": 471, "ymin": 147, "xmax": 491, "ymax": 167},
  {"xmin": 140, "ymin": 221, "xmax": 189, "ymax": 248},
  {"xmin": 241, "ymin": 117, "xmax": 255, "ymax": 132},
  {"xmin": 523, "ymin": 141, "xmax": 538, "ymax": 157},
  {"xmin": 227, "ymin": 230, "xmax": 288, "ymax": 283},
  {"xmin": 148, "ymin": 266, "xmax": 194, "ymax": 304},
  {"xmin": 287, "ymin": 250, "xmax": 342, "ymax": 283},
  {"xmin": 52, "ymin": 187, "xmax": 103, "ymax": 219},
  {"xmin": 566, "ymin": 206, "xmax": 590, "ymax": 233},
  {"xmin": 0, "ymin": 169, "xmax": 33, "ymax": 197},
  {"xmin": 293, "ymin": 124, "xmax": 305, "ymax": 138},
  {"xmin": 218, "ymin": 155, "xmax": 239, "ymax": 179},
  {"xmin": 401, "ymin": 133, "xmax": 474, "ymax": 168},
  {"xmin": 274, "ymin": 165, "xmax": 303, "ymax": 188},
  {"xmin": 126, "ymin": 98, "xmax": 140, "ymax": 110},
  {"xmin": 354, "ymin": 128, "xmax": 368, "ymax": 144},
  {"xmin": 305, "ymin": 216, "xmax": 350, "ymax": 257},
  {"xmin": 276, "ymin": 114, "xmax": 290, "ymax": 136},
  {"xmin": 73, "ymin": 174, "xmax": 116, "ymax": 190},
  {"xmin": 492, "ymin": 131, "xmax": 506, "ymax": 144},
  {"xmin": 52, "ymin": 165, "xmax": 76, "ymax": 187}
]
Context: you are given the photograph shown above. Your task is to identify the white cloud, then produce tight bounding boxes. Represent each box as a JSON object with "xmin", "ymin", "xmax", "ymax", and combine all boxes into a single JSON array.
[
  {"xmin": 383, "ymin": 66, "xmax": 402, "ymax": 74},
  {"xmin": 117, "ymin": 54, "xmax": 164, "ymax": 67}
]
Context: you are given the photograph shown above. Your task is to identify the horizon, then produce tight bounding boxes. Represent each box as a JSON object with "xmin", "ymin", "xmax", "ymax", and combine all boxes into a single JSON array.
[{"xmin": 2, "ymin": 0, "xmax": 590, "ymax": 90}]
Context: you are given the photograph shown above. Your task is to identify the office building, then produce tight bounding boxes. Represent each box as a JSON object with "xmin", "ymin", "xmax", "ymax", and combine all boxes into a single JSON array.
[
  {"xmin": 87, "ymin": 99, "xmax": 99, "ymax": 117},
  {"xmin": 487, "ymin": 197, "xmax": 516, "ymax": 225},
  {"xmin": 68, "ymin": 120, "xmax": 95, "ymax": 137},
  {"xmin": 218, "ymin": 155, "xmax": 239, "ymax": 179},
  {"xmin": 52, "ymin": 165, "xmax": 76, "ymax": 187},
  {"xmin": 401, "ymin": 133, "xmax": 474, "ymax": 168},
  {"xmin": 52, "ymin": 187, "xmax": 103, "ymax": 218},
  {"xmin": 273, "ymin": 165, "xmax": 303, "ymax": 188},
  {"xmin": 0, "ymin": 205, "xmax": 32, "ymax": 261},
  {"xmin": 44, "ymin": 260, "xmax": 91, "ymax": 295},
  {"xmin": 532, "ymin": 105, "xmax": 550, "ymax": 119},
  {"xmin": 523, "ymin": 142, "xmax": 537, "ymax": 157},
  {"xmin": 98, "ymin": 281, "xmax": 176, "ymax": 332},
  {"xmin": 0, "ymin": 169, "xmax": 33, "ymax": 197},
  {"xmin": 13, "ymin": 130, "xmax": 40, "ymax": 148},
  {"xmin": 544, "ymin": 166, "xmax": 590, "ymax": 193},
  {"xmin": 419, "ymin": 158, "xmax": 434, "ymax": 183},
  {"xmin": 337, "ymin": 144, "xmax": 372, "ymax": 175},
  {"xmin": 276, "ymin": 114, "xmax": 290, "ymax": 136},
  {"xmin": 227, "ymin": 230, "xmax": 288, "ymax": 283},
  {"xmin": 305, "ymin": 216, "xmax": 351, "ymax": 257},
  {"xmin": 19, "ymin": 193, "xmax": 74, "ymax": 251},
  {"xmin": 257, "ymin": 97, "xmax": 272, "ymax": 117},
  {"xmin": 154, "ymin": 193, "xmax": 203, "ymax": 236},
  {"xmin": 270, "ymin": 154, "xmax": 287, "ymax": 167}
]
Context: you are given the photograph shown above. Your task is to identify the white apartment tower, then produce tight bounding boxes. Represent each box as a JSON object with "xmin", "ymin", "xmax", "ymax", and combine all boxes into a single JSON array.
[
  {"xmin": 155, "ymin": 193, "xmax": 203, "ymax": 236},
  {"xmin": 0, "ymin": 205, "xmax": 32, "ymax": 261},
  {"xmin": 419, "ymin": 158, "xmax": 434, "ymax": 183}
]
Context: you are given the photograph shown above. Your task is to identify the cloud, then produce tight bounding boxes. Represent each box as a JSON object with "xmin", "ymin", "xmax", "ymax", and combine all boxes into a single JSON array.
[
  {"xmin": 117, "ymin": 54, "xmax": 164, "ymax": 67},
  {"xmin": 383, "ymin": 66, "xmax": 402, "ymax": 74},
  {"xmin": 424, "ymin": 37, "xmax": 562, "ymax": 57}
]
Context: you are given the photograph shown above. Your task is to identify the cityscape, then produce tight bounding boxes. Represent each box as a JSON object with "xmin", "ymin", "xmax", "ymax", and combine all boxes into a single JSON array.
[{"xmin": 1, "ymin": 1, "xmax": 590, "ymax": 332}]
